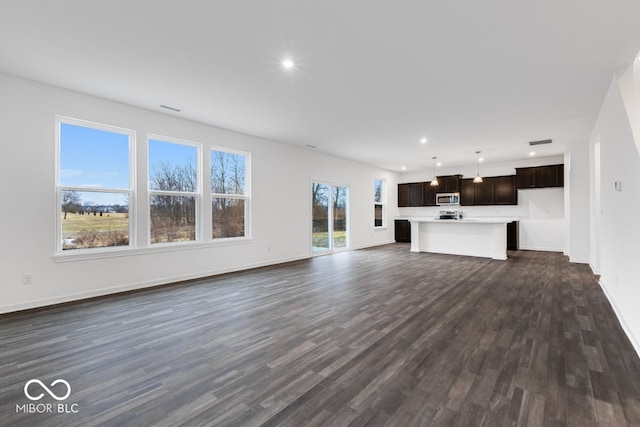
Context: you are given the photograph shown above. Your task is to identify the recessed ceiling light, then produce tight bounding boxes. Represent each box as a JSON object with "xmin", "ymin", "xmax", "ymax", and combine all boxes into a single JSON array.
[
  {"xmin": 420, "ymin": 138, "xmax": 427, "ymax": 144},
  {"xmin": 479, "ymin": 158, "xmax": 484, "ymax": 162},
  {"xmin": 437, "ymin": 162, "xmax": 442, "ymax": 167},
  {"xmin": 401, "ymin": 166, "xmax": 406, "ymax": 170},
  {"xmin": 282, "ymin": 59, "xmax": 295, "ymax": 69},
  {"xmin": 529, "ymin": 151, "xmax": 536, "ymax": 156}
]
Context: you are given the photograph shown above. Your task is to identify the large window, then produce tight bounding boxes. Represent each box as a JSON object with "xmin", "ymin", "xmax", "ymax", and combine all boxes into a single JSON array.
[
  {"xmin": 211, "ymin": 148, "xmax": 249, "ymax": 239},
  {"xmin": 148, "ymin": 137, "xmax": 200, "ymax": 244},
  {"xmin": 56, "ymin": 118, "xmax": 134, "ymax": 252},
  {"xmin": 55, "ymin": 117, "xmax": 251, "ymax": 257},
  {"xmin": 374, "ymin": 178, "xmax": 385, "ymax": 228}
]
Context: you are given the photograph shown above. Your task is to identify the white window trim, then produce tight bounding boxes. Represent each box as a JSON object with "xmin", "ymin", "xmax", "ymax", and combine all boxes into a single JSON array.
[
  {"xmin": 210, "ymin": 146, "xmax": 251, "ymax": 240},
  {"xmin": 52, "ymin": 119, "xmax": 254, "ymax": 262},
  {"xmin": 148, "ymin": 134, "xmax": 203, "ymax": 245},
  {"xmin": 54, "ymin": 115, "xmax": 137, "ymax": 256},
  {"xmin": 374, "ymin": 178, "xmax": 386, "ymax": 229},
  {"xmin": 309, "ymin": 178, "xmax": 350, "ymax": 255}
]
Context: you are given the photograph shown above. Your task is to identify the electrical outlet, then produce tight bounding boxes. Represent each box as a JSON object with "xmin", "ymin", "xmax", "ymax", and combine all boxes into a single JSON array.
[{"xmin": 23, "ymin": 274, "xmax": 33, "ymax": 285}]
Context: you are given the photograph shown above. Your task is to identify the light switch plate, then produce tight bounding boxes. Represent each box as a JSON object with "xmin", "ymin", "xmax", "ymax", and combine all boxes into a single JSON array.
[{"xmin": 615, "ymin": 181, "xmax": 622, "ymax": 191}]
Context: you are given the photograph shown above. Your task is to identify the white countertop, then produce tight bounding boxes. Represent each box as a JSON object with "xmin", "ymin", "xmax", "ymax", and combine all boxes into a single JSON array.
[{"xmin": 402, "ymin": 217, "xmax": 519, "ymax": 224}]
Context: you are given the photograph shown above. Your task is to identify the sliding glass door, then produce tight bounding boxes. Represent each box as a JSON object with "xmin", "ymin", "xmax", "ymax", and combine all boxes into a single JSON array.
[{"xmin": 312, "ymin": 182, "xmax": 349, "ymax": 253}]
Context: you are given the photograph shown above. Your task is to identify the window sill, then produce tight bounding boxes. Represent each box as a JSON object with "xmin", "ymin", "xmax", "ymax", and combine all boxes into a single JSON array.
[
  {"xmin": 374, "ymin": 226, "xmax": 388, "ymax": 230},
  {"xmin": 52, "ymin": 237, "xmax": 252, "ymax": 263}
]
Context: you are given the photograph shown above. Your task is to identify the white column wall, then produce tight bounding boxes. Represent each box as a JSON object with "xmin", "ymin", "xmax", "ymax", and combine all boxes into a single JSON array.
[
  {"xmin": 566, "ymin": 141, "xmax": 591, "ymax": 264},
  {"xmin": 589, "ymin": 65, "xmax": 640, "ymax": 355}
]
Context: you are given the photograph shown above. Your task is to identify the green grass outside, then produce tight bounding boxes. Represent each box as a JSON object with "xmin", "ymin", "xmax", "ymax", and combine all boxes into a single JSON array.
[
  {"xmin": 312, "ymin": 230, "xmax": 347, "ymax": 249},
  {"xmin": 61, "ymin": 212, "xmax": 128, "ymax": 234}
]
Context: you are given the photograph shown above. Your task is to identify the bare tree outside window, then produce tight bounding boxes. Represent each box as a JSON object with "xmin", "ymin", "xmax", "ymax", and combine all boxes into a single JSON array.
[
  {"xmin": 148, "ymin": 139, "xmax": 199, "ymax": 244},
  {"xmin": 374, "ymin": 179, "xmax": 385, "ymax": 227},
  {"xmin": 62, "ymin": 190, "xmax": 81, "ymax": 220},
  {"xmin": 211, "ymin": 149, "xmax": 247, "ymax": 239}
]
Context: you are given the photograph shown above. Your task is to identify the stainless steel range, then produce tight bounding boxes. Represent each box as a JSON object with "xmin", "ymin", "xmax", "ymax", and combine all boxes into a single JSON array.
[{"xmin": 438, "ymin": 210, "xmax": 463, "ymax": 220}]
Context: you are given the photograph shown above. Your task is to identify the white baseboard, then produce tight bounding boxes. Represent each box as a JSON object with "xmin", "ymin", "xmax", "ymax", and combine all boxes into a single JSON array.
[
  {"xmin": 569, "ymin": 257, "xmax": 590, "ymax": 264},
  {"xmin": 0, "ymin": 241, "xmax": 398, "ymax": 315},
  {"xmin": 351, "ymin": 240, "xmax": 397, "ymax": 250},
  {"xmin": 518, "ymin": 245, "xmax": 564, "ymax": 252},
  {"xmin": 0, "ymin": 254, "xmax": 312, "ymax": 315},
  {"xmin": 589, "ymin": 263, "xmax": 601, "ymax": 275},
  {"xmin": 598, "ymin": 278, "xmax": 640, "ymax": 359}
]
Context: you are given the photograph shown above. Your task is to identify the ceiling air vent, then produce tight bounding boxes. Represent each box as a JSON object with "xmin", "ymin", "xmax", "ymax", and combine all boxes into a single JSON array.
[
  {"xmin": 529, "ymin": 139, "xmax": 552, "ymax": 146},
  {"xmin": 160, "ymin": 104, "xmax": 181, "ymax": 112}
]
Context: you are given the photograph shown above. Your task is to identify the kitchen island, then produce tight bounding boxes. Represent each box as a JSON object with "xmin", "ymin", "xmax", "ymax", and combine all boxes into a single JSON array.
[{"xmin": 406, "ymin": 217, "xmax": 518, "ymax": 260}]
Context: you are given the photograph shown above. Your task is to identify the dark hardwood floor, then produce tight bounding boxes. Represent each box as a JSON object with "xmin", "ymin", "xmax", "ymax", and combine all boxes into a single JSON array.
[{"xmin": 2, "ymin": 245, "xmax": 640, "ymax": 426}]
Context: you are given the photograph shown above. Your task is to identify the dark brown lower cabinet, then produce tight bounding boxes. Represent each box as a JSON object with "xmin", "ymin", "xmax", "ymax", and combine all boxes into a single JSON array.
[
  {"xmin": 507, "ymin": 221, "xmax": 518, "ymax": 251},
  {"xmin": 395, "ymin": 220, "xmax": 411, "ymax": 243}
]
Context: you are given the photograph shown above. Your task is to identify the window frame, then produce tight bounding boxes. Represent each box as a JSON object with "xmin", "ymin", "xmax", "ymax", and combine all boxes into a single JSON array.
[
  {"xmin": 210, "ymin": 145, "xmax": 251, "ymax": 241},
  {"xmin": 374, "ymin": 178, "xmax": 386, "ymax": 229},
  {"xmin": 52, "ymin": 117, "xmax": 253, "ymax": 262},
  {"xmin": 147, "ymin": 134, "xmax": 203, "ymax": 246},
  {"xmin": 54, "ymin": 116, "xmax": 136, "ymax": 255}
]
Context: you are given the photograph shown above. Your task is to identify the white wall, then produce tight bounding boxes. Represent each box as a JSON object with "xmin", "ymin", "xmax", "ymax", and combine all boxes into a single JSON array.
[
  {"xmin": 589, "ymin": 64, "xmax": 640, "ymax": 355},
  {"xmin": 566, "ymin": 141, "xmax": 591, "ymax": 263},
  {"xmin": 0, "ymin": 73, "xmax": 398, "ymax": 313},
  {"xmin": 398, "ymin": 156, "xmax": 566, "ymax": 252}
]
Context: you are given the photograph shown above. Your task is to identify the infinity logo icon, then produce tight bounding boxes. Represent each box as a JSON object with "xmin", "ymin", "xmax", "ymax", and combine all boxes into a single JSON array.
[{"xmin": 24, "ymin": 379, "xmax": 71, "ymax": 401}]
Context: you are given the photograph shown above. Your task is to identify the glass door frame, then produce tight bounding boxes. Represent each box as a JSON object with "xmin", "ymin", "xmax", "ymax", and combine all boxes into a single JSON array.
[{"xmin": 310, "ymin": 179, "xmax": 350, "ymax": 255}]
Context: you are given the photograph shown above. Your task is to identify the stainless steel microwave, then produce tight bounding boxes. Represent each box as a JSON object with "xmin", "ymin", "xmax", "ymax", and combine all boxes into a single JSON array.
[{"xmin": 436, "ymin": 192, "xmax": 460, "ymax": 206}]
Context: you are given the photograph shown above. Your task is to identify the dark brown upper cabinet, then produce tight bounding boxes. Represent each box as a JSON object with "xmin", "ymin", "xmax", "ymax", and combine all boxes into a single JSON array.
[
  {"xmin": 460, "ymin": 175, "xmax": 517, "ymax": 206},
  {"xmin": 460, "ymin": 179, "xmax": 475, "ymax": 206},
  {"xmin": 436, "ymin": 175, "xmax": 462, "ymax": 193},
  {"xmin": 516, "ymin": 164, "xmax": 564, "ymax": 189},
  {"xmin": 422, "ymin": 183, "xmax": 437, "ymax": 206},
  {"xmin": 474, "ymin": 177, "xmax": 495, "ymax": 205},
  {"xmin": 398, "ymin": 182, "xmax": 432, "ymax": 207},
  {"xmin": 460, "ymin": 177, "xmax": 495, "ymax": 205},
  {"xmin": 493, "ymin": 175, "xmax": 517, "ymax": 205},
  {"xmin": 409, "ymin": 183, "xmax": 424, "ymax": 206},
  {"xmin": 398, "ymin": 183, "xmax": 410, "ymax": 207}
]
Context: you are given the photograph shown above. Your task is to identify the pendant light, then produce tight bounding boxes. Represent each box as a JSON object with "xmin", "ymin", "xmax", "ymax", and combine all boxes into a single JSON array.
[
  {"xmin": 430, "ymin": 156, "xmax": 439, "ymax": 186},
  {"xmin": 473, "ymin": 151, "xmax": 483, "ymax": 183}
]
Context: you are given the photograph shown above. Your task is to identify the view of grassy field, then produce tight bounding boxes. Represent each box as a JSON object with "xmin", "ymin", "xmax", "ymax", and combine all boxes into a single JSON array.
[
  {"xmin": 312, "ymin": 231, "xmax": 347, "ymax": 250},
  {"xmin": 61, "ymin": 212, "xmax": 129, "ymax": 250},
  {"xmin": 62, "ymin": 213, "xmax": 341, "ymax": 250}
]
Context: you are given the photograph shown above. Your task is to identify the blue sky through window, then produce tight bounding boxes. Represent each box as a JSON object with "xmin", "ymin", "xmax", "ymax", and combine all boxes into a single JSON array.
[
  {"xmin": 59, "ymin": 123, "xmax": 130, "ymax": 188},
  {"xmin": 148, "ymin": 139, "xmax": 197, "ymax": 191},
  {"xmin": 59, "ymin": 122, "xmax": 131, "ymax": 206}
]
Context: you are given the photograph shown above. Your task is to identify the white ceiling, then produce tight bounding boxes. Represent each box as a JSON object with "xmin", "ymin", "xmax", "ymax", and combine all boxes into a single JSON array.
[{"xmin": 2, "ymin": 1, "xmax": 640, "ymax": 171}]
